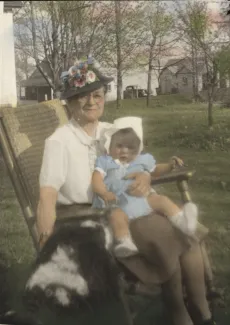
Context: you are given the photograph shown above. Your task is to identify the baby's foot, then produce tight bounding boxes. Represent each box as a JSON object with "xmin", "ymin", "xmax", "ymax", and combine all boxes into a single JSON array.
[
  {"xmin": 170, "ymin": 203, "xmax": 198, "ymax": 236},
  {"xmin": 183, "ymin": 202, "xmax": 198, "ymax": 235},
  {"xmin": 114, "ymin": 236, "xmax": 139, "ymax": 258}
]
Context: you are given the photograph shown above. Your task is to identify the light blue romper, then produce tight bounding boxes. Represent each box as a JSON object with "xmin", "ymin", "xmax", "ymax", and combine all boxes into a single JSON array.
[{"xmin": 92, "ymin": 153, "xmax": 156, "ymax": 220}]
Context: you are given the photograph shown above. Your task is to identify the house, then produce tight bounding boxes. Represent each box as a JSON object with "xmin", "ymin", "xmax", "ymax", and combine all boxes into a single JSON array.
[
  {"xmin": 159, "ymin": 56, "xmax": 230, "ymax": 96},
  {"xmin": 159, "ymin": 57, "xmax": 205, "ymax": 96},
  {"xmin": 0, "ymin": 1, "xmax": 23, "ymax": 107},
  {"xmin": 20, "ymin": 61, "xmax": 54, "ymax": 102},
  {"xmin": 104, "ymin": 68, "xmax": 159, "ymax": 101}
]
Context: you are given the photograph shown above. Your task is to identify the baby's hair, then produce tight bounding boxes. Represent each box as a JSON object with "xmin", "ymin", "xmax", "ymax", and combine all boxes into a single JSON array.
[{"xmin": 110, "ymin": 128, "xmax": 141, "ymax": 153}]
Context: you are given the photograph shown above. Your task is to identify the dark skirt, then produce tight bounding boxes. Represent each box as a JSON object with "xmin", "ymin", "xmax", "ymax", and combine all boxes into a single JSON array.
[{"xmin": 119, "ymin": 213, "xmax": 208, "ymax": 285}]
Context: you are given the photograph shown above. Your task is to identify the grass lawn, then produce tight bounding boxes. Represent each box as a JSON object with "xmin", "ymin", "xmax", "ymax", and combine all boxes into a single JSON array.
[{"xmin": 0, "ymin": 94, "xmax": 230, "ymax": 324}]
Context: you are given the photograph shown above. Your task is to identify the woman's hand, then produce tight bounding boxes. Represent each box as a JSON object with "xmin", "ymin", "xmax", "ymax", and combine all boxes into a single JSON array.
[
  {"xmin": 125, "ymin": 172, "xmax": 151, "ymax": 197},
  {"xmin": 169, "ymin": 156, "xmax": 184, "ymax": 170}
]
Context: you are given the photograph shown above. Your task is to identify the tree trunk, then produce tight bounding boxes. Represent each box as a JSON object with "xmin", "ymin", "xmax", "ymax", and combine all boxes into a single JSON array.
[
  {"xmin": 146, "ymin": 43, "xmax": 154, "ymax": 107},
  {"xmin": 207, "ymin": 87, "xmax": 213, "ymax": 127},
  {"xmin": 115, "ymin": 0, "xmax": 122, "ymax": 110},
  {"xmin": 191, "ymin": 42, "xmax": 199, "ymax": 102},
  {"xmin": 208, "ymin": 96, "xmax": 213, "ymax": 127},
  {"xmin": 191, "ymin": 43, "xmax": 197, "ymax": 102},
  {"xmin": 204, "ymin": 53, "xmax": 214, "ymax": 127},
  {"xmin": 51, "ymin": 2, "xmax": 59, "ymax": 98},
  {"xmin": 194, "ymin": 45, "xmax": 199, "ymax": 102}
]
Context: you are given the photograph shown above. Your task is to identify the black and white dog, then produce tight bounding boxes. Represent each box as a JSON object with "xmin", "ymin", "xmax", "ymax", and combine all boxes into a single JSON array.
[
  {"xmin": 25, "ymin": 213, "xmax": 121, "ymax": 310},
  {"xmin": 0, "ymin": 211, "xmax": 130, "ymax": 325}
]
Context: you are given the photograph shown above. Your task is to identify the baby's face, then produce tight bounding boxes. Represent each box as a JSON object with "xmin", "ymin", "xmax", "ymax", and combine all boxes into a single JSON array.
[{"xmin": 109, "ymin": 144, "xmax": 138, "ymax": 163}]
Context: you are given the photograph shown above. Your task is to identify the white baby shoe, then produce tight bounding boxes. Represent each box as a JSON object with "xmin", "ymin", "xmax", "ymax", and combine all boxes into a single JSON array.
[{"xmin": 114, "ymin": 236, "xmax": 139, "ymax": 258}]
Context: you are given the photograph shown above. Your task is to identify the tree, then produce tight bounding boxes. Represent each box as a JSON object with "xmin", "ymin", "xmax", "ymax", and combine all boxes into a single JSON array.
[
  {"xmin": 115, "ymin": 1, "xmax": 122, "ymax": 110},
  {"xmin": 14, "ymin": 1, "xmax": 112, "ymax": 98},
  {"xmin": 98, "ymin": 1, "xmax": 147, "ymax": 109},
  {"xmin": 175, "ymin": 0, "xmax": 226, "ymax": 127},
  {"xmin": 140, "ymin": 1, "xmax": 176, "ymax": 107}
]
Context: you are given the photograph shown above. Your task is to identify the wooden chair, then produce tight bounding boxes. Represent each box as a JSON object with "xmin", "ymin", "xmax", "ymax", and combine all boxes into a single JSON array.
[{"xmin": 0, "ymin": 99, "xmax": 214, "ymax": 324}]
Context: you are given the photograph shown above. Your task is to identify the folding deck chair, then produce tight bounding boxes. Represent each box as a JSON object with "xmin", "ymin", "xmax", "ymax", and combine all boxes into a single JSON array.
[{"xmin": 0, "ymin": 99, "xmax": 214, "ymax": 324}]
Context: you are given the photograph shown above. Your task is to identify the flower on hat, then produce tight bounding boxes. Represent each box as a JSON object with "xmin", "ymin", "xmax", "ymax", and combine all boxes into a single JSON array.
[
  {"xmin": 68, "ymin": 66, "xmax": 78, "ymax": 76},
  {"xmin": 74, "ymin": 77, "xmax": 86, "ymax": 88},
  {"xmin": 60, "ymin": 55, "xmax": 105, "ymax": 93},
  {"xmin": 86, "ymin": 70, "xmax": 96, "ymax": 84}
]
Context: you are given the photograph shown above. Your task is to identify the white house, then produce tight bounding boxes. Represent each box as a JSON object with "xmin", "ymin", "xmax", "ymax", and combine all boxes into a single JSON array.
[
  {"xmin": 105, "ymin": 68, "xmax": 159, "ymax": 102},
  {"xmin": 0, "ymin": 1, "xmax": 22, "ymax": 107}
]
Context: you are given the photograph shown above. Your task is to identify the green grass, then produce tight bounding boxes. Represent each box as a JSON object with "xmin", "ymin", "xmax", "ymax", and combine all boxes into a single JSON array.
[{"xmin": 0, "ymin": 96, "xmax": 230, "ymax": 323}]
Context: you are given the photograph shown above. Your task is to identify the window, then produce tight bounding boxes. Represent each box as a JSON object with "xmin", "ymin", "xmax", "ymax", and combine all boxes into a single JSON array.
[
  {"xmin": 107, "ymin": 84, "xmax": 112, "ymax": 92},
  {"xmin": 182, "ymin": 77, "xmax": 188, "ymax": 86}
]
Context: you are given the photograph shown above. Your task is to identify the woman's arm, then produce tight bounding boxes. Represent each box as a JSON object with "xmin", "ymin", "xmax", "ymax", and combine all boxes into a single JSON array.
[{"xmin": 36, "ymin": 186, "xmax": 58, "ymax": 248}]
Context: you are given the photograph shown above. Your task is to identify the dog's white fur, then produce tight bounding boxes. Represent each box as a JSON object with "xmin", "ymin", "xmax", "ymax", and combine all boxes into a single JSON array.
[
  {"xmin": 26, "ymin": 246, "xmax": 89, "ymax": 306},
  {"xmin": 55, "ymin": 288, "xmax": 70, "ymax": 306},
  {"xmin": 80, "ymin": 220, "xmax": 113, "ymax": 251}
]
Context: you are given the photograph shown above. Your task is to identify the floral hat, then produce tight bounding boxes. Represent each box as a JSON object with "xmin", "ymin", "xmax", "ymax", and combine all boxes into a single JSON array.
[{"xmin": 60, "ymin": 55, "xmax": 114, "ymax": 100}]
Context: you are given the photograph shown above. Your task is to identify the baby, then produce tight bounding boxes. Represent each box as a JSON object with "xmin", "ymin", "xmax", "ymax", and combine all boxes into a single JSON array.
[{"xmin": 92, "ymin": 118, "xmax": 198, "ymax": 258}]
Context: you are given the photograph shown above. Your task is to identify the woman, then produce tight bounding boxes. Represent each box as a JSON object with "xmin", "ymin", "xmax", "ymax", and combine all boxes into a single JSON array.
[{"xmin": 37, "ymin": 56, "xmax": 215, "ymax": 325}]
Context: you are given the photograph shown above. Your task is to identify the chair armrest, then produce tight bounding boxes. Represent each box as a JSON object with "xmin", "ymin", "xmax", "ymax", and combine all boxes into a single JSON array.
[
  {"xmin": 56, "ymin": 169, "xmax": 196, "ymax": 224},
  {"xmin": 151, "ymin": 169, "xmax": 195, "ymax": 186},
  {"xmin": 56, "ymin": 203, "xmax": 105, "ymax": 224}
]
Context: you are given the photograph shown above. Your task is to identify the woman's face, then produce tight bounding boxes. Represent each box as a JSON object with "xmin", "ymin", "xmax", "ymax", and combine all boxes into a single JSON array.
[{"xmin": 68, "ymin": 87, "xmax": 105, "ymax": 124}]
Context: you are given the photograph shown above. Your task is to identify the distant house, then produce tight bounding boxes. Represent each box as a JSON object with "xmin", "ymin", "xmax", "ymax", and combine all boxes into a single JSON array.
[
  {"xmin": 20, "ymin": 60, "xmax": 54, "ymax": 102},
  {"xmin": 104, "ymin": 67, "xmax": 160, "ymax": 101},
  {"xmin": 159, "ymin": 57, "xmax": 205, "ymax": 96},
  {"xmin": 159, "ymin": 56, "xmax": 230, "ymax": 96}
]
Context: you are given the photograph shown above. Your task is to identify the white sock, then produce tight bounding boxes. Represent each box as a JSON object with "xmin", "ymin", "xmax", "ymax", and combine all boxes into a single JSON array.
[{"xmin": 170, "ymin": 202, "xmax": 198, "ymax": 236}]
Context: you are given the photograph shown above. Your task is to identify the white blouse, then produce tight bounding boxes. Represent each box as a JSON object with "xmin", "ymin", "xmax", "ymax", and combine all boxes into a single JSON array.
[{"xmin": 39, "ymin": 118, "xmax": 112, "ymax": 205}]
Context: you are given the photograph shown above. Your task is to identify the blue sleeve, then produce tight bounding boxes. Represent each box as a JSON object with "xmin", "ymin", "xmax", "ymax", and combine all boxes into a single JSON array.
[
  {"xmin": 94, "ymin": 155, "xmax": 108, "ymax": 175},
  {"xmin": 140, "ymin": 153, "xmax": 156, "ymax": 173}
]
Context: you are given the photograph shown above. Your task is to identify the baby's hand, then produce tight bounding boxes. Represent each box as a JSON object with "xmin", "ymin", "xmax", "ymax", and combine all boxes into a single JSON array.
[
  {"xmin": 101, "ymin": 191, "xmax": 117, "ymax": 203},
  {"xmin": 169, "ymin": 156, "xmax": 184, "ymax": 170}
]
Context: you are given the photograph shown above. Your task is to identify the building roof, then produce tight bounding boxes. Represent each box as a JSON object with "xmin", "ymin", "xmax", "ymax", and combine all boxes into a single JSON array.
[
  {"xmin": 4, "ymin": 1, "xmax": 23, "ymax": 10},
  {"xmin": 21, "ymin": 61, "xmax": 53, "ymax": 88},
  {"xmin": 161, "ymin": 56, "xmax": 206, "ymax": 76}
]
